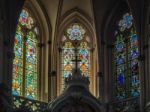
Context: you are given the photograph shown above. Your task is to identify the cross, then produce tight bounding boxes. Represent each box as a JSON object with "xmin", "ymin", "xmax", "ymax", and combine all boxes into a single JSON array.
[{"xmin": 72, "ymin": 47, "xmax": 81, "ymax": 72}]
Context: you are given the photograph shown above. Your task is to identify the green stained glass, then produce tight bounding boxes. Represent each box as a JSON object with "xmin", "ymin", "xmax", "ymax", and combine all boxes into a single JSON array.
[
  {"xmin": 25, "ymin": 32, "xmax": 38, "ymax": 99},
  {"xmin": 12, "ymin": 9, "xmax": 38, "ymax": 100},
  {"xmin": 12, "ymin": 59, "xmax": 23, "ymax": 96},
  {"xmin": 12, "ymin": 25, "xmax": 24, "ymax": 96}
]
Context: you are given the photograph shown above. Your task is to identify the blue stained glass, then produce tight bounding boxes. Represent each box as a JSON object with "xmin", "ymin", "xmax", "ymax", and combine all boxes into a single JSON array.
[
  {"xmin": 130, "ymin": 34, "xmax": 139, "ymax": 60},
  {"xmin": 131, "ymin": 75, "xmax": 140, "ymax": 86},
  {"xmin": 19, "ymin": 10, "xmax": 28, "ymax": 25},
  {"xmin": 64, "ymin": 71, "xmax": 71, "ymax": 78},
  {"xmin": 131, "ymin": 60, "xmax": 138, "ymax": 71},
  {"xmin": 114, "ymin": 13, "xmax": 140, "ymax": 105},
  {"xmin": 27, "ymin": 94, "xmax": 34, "ymax": 99},
  {"xmin": 26, "ymin": 39, "xmax": 36, "ymax": 64},
  {"xmin": 123, "ymin": 13, "xmax": 133, "ymax": 28},
  {"xmin": 67, "ymin": 24, "xmax": 85, "ymax": 40},
  {"xmin": 130, "ymin": 49, "xmax": 139, "ymax": 59},
  {"xmin": 131, "ymin": 34, "xmax": 138, "ymax": 42},
  {"xmin": 131, "ymin": 89, "xmax": 140, "ymax": 97},
  {"xmin": 116, "ymin": 43, "xmax": 124, "ymax": 53},
  {"xmin": 119, "ymin": 13, "xmax": 133, "ymax": 31},
  {"xmin": 116, "ymin": 92, "xmax": 125, "ymax": 100},
  {"xmin": 14, "ymin": 34, "xmax": 23, "ymax": 58},
  {"xmin": 116, "ymin": 54, "xmax": 125, "ymax": 65},
  {"xmin": 12, "ymin": 90, "xmax": 19, "ymax": 96},
  {"xmin": 79, "ymin": 49, "xmax": 89, "ymax": 62},
  {"xmin": 117, "ymin": 73, "xmax": 125, "ymax": 86}
]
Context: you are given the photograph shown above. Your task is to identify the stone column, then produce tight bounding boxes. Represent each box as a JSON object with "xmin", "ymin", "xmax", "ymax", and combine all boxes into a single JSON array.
[
  {"xmin": 48, "ymin": 71, "xmax": 57, "ymax": 101},
  {"xmin": 0, "ymin": 0, "xmax": 25, "ymax": 87},
  {"xmin": 0, "ymin": 0, "xmax": 25, "ymax": 109}
]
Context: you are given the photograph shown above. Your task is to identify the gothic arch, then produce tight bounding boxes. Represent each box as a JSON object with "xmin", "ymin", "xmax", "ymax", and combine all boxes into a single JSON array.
[
  {"xmin": 98, "ymin": 1, "xmax": 133, "ymax": 103},
  {"xmin": 53, "ymin": 8, "xmax": 98, "ymax": 96},
  {"xmin": 100, "ymin": 1, "xmax": 141, "ymax": 111},
  {"xmin": 13, "ymin": 0, "xmax": 51, "ymax": 102},
  {"xmin": 57, "ymin": 8, "xmax": 95, "ymax": 44}
]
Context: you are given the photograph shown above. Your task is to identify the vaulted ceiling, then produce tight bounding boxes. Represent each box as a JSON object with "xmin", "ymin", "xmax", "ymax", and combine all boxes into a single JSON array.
[
  {"xmin": 38, "ymin": 0, "xmax": 95, "ymax": 40},
  {"xmin": 26, "ymin": 0, "xmax": 145, "ymax": 44}
]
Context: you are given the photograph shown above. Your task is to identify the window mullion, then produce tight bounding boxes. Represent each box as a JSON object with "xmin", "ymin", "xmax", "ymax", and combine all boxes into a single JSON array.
[
  {"xmin": 22, "ymin": 29, "xmax": 28, "ymax": 97},
  {"xmin": 125, "ymin": 37, "xmax": 129, "ymax": 98}
]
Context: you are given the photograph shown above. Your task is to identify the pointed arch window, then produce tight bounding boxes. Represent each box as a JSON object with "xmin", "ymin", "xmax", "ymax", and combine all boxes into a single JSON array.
[
  {"xmin": 12, "ymin": 9, "xmax": 39, "ymax": 100},
  {"xmin": 60, "ymin": 23, "xmax": 91, "ymax": 90},
  {"xmin": 113, "ymin": 13, "xmax": 140, "ymax": 110}
]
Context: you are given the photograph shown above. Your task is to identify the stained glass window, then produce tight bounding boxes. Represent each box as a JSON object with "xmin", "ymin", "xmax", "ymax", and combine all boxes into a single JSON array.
[
  {"xmin": 66, "ymin": 24, "xmax": 85, "ymax": 40},
  {"xmin": 12, "ymin": 9, "xmax": 39, "ymax": 100},
  {"xmin": 113, "ymin": 13, "xmax": 140, "ymax": 110},
  {"xmin": 61, "ymin": 23, "xmax": 90, "ymax": 89},
  {"xmin": 78, "ymin": 42, "xmax": 90, "ymax": 76},
  {"xmin": 62, "ymin": 42, "xmax": 75, "ymax": 78}
]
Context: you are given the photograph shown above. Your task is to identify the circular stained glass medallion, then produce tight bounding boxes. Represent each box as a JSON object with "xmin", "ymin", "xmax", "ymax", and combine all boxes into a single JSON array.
[{"xmin": 67, "ymin": 24, "xmax": 85, "ymax": 40}]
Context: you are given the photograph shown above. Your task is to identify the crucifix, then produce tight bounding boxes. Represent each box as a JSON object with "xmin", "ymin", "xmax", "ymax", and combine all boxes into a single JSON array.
[{"xmin": 72, "ymin": 47, "xmax": 81, "ymax": 72}]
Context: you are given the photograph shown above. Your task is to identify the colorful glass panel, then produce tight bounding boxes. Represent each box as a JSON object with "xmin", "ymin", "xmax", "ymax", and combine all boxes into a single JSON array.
[
  {"xmin": 12, "ymin": 25, "xmax": 24, "ymax": 96},
  {"xmin": 79, "ymin": 42, "xmax": 90, "ymax": 76},
  {"xmin": 114, "ymin": 34, "xmax": 126, "ymax": 100},
  {"xmin": 67, "ymin": 24, "xmax": 85, "ymax": 40},
  {"xmin": 25, "ymin": 32, "xmax": 38, "ymax": 99},
  {"xmin": 61, "ymin": 23, "xmax": 90, "ymax": 91},
  {"xmin": 129, "ymin": 30, "xmax": 140, "ymax": 97},
  {"xmin": 12, "ymin": 9, "xmax": 38, "ymax": 100},
  {"xmin": 114, "ymin": 13, "xmax": 140, "ymax": 102},
  {"xmin": 19, "ymin": 9, "xmax": 34, "ymax": 29},
  {"xmin": 118, "ymin": 13, "xmax": 133, "ymax": 31},
  {"xmin": 62, "ymin": 42, "xmax": 74, "ymax": 78}
]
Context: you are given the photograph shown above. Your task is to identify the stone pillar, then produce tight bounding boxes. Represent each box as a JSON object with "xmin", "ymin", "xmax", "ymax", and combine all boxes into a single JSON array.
[
  {"xmin": 0, "ymin": 0, "xmax": 25, "ymax": 109},
  {"xmin": 0, "ymin": 0, "xmax": 4, "ymax": 83},
  {"xmin": 97, "ymin": 72, "xmax": 104, "ymax": 101},
  {"xmin": 3, "ymin": 0, "xmax": 25, "ymax": 87},
  {"xmin": 48, "ymin": 71, "xmax": 57, "ymax": 101},
  {"xmin": 145, "ymin": 11, "xmax": 150, "ymax": 111},
  {"xmin": 0, "ymin": 83, "xmax": 12, "ymax": 112}
]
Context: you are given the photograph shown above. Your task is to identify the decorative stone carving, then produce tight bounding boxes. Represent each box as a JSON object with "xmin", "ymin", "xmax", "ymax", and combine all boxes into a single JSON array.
[
  {"xmin": 47, "ymin": 68, "xmax": 104, "ymax": 112},
  {"xmin": 12, "ymin": 95, "xmax": 47, "ymax": 112}
]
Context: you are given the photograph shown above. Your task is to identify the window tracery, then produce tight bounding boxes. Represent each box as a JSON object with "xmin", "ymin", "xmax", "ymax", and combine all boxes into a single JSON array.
[{"xmin": 12, "ymin": 9, "xmax": 39, "ymax": 100}]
